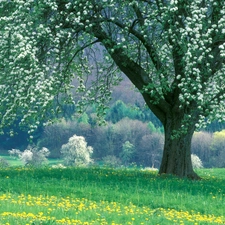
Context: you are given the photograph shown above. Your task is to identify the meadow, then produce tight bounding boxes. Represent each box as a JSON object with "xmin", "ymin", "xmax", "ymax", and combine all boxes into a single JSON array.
[{"xmin": 0, "ymin": 161, "xmax": 225, "ymax": 224}]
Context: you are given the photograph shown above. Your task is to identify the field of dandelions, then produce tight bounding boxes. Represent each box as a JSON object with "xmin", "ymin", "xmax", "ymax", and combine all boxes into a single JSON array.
[{"xmin": 0, "ymin": 164, "xmax": 225, "ymax": 225}]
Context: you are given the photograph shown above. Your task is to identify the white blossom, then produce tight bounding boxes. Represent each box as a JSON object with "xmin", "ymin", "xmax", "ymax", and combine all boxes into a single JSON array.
[{"xmin": 61, "ymin": 135, "xmax": 93, "ymax": 166}]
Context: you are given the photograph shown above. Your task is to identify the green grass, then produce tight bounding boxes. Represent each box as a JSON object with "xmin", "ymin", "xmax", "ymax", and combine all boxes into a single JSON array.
[
  {"xmin": 0, "ymin": 166, "xmax": 224, "ymax": 225},
  {"xmin": 0, "ymin": 155, "xmax": 63, "ymax": 167},
  {"xmin": 0, "ymin": 155, "xmax": 23, "ymax": 166}
]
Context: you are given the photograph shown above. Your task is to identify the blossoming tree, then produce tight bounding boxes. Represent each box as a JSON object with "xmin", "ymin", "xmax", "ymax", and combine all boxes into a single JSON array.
[
  {"xmin": 1, "ymin": 0, "xmax": 225, "ymax": 178},
  {"xmin": 9, "ymin": 146, "xmax": 50, "ymax": 167},
  {"xmin": 61, "ymin": 135, "xmax": 93, "ymax": 166}
]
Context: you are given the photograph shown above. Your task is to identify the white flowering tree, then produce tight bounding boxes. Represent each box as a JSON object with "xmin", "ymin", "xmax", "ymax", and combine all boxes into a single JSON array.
[
  {"xmin": 61, "ymin": 135, "xmax": 93, "ymax": 166},
  {"xmin": 1, "ymin": 0, "xmax": 225, "ymax": 178},
  {"xmin": 9, "ymin": 146, "xmax": 50, "ymax": 167},
  {"xmin": 191, "ymin": 154, "xmax": 204, "ymax": 169}
]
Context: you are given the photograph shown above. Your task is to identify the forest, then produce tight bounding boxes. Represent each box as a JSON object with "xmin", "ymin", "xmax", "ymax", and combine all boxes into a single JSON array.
[{"xmin": 1, "ymin": 77, "xmax": 225, "ymax": 169}]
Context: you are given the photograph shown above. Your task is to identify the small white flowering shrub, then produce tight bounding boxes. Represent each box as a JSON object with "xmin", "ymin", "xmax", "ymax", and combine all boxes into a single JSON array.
[
  {"xmin": 61, "ymin": 135, "xmax": 93, "ymax": 166},
  {"xmin": 141, "ymin": 167, "xmax": 158, "ymax": 172},
  {"xmin": 191, "ymin": 154, "xmax": 203, "ymax": 169},
  {"xmin": 8, "ymin": 149, "xmax": 21, "ymax": 158},
  {"xmin": 9, "ymin": 146, "xmax": 50, "ymax": 167},
  {"xmin": 52, "ymin": 164, "xmax": 66, "ymax": 169}
]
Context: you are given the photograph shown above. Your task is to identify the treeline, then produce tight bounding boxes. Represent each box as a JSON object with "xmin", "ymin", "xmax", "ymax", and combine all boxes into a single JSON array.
[
  {"xmin": 38, "ymin": 112, "xmax": 164, "ymax": 168},
  {"xmin": 38, "ymin": 100, "xmax": 163, "ymax": 168},
  {"xmin": 1, "ymin": 99, "xmax": 225, "ymax": 168},
  {"xmin": 37, "ymin": 120, "xmax": 225, "ymax": 169},
  {"xmin": 38, "ymin": 100, "xmax": 225, "ymax": 168},
  {"xmin": 192, "ymin": 130, "xmax": 225, "ymax": 168}
]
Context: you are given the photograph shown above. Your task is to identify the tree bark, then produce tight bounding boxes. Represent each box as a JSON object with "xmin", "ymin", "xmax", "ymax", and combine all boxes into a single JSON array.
[{"xmin": 159, "ymin": 111, "xmax": 201, "ymax": 180}]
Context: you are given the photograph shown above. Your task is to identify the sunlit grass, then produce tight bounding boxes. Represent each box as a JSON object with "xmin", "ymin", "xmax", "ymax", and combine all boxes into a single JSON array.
[
  {"xmin": 0, "ymin": 155, "xmax": 63, "ymax": 167},
  {"xmin": 0, "ymin": 155, "xmax": 23, "ymax": 166},
  {"xmin": 0, "ymin": 167, "xmax": 224, "ymax": 224}
]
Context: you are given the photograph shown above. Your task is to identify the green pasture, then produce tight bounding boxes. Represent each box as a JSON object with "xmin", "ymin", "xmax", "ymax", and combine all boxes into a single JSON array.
[
  {"xmin": 0, "ymin": 155, "xmax": 63, "ymax": 167},
  {"xmin": 0, "ymin": 165, "xmax": 224, "ymax": 225},
  {"xmin": 0, "ymin": 155, "xmax": 22, "ymax": 167}
]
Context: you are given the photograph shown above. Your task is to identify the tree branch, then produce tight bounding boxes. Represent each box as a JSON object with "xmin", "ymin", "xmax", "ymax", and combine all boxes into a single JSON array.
[
  {"xmin": 91, "ymin": 24, "xmax": 170, "ymax": 123},
  {"xmin": 111, "ymin": 19, "xmax": 163, "ymax": 72}
]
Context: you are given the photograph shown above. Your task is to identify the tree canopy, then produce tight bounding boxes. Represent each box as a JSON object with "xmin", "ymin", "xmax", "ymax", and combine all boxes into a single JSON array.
[{"xmin": 1, "ymin": 0, "xmax": 225, "ymax": 178}]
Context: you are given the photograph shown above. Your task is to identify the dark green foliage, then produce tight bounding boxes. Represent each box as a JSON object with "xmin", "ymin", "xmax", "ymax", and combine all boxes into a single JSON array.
[
  {"xmin": 0, "ymin": 120, "xmax": 42, "ymax": 150},
  {"xmin": 77, "ymin": 112, "xmax": 89, "ymax": 124},
  {"xmin": 105, "ymin": 100, "xmax": 162, "ymax": 126},
  {"xmin": 105, "ymin": 100, "xmax": 138, "ymax": 123}
]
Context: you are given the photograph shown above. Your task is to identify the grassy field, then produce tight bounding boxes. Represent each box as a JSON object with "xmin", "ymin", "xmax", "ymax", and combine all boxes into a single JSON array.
[
  {"xmin": 0, "ymin": 165, "xmax": 224, "ymax": 225},
  {"xmin": 0, "ymin": 155, "xmax": 63, "ymax": 167}
]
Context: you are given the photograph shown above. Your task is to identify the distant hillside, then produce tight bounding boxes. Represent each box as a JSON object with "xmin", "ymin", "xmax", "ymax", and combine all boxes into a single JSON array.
[{"xmin": 111, "ymin": 76, "xmax": 145, "ymax": 106}]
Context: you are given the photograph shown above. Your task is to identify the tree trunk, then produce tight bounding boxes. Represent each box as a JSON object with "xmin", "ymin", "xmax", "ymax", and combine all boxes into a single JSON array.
[
  {"xmin": 159, "ymin": 111, "xmax": 201, "ymax": 180},
  {"xmin": 92, "ymin": 26, "xmax": 200, "ymax": 179}
]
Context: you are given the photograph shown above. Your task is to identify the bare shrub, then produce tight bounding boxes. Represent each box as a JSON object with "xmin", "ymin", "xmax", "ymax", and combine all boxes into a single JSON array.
[
  {"xmin": 191, "ymin": 131, "xmax": 213, "ymax": 167},
  {"xmin": 210, "ymin": 130, "xmax": 225, "ymax": 167},
  {"xmin": 102, "ymin": 155, "xmax": 121, "ymax": 168},
  {"xmin": 138, "ymin": 133, "xmax": 164, "ymax": 168}
]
